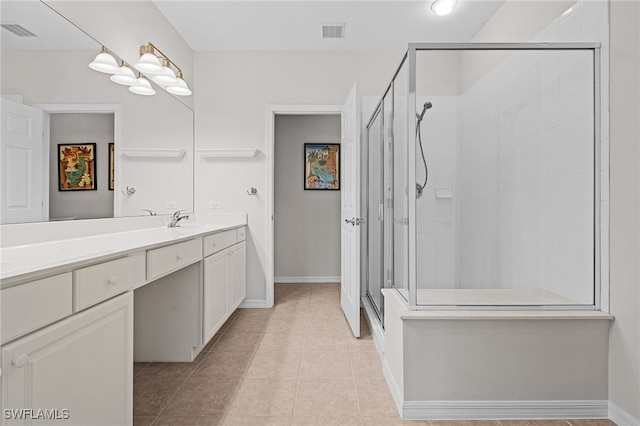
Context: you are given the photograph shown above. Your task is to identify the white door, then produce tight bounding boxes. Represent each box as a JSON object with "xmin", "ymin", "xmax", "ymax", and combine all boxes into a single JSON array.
[
  {"xmin": 0, "ymin": 98, "xmax": 45, "ymax": 224},
  {"xmin": 341, "ymin": 83, "xmax": 361, "ymax": 337}
]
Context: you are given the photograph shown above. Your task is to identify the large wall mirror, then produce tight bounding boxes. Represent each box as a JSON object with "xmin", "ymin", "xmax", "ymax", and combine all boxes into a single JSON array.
[{"xmin": 0, "ymin": 0, "xmax": 194, "ymax": 224}]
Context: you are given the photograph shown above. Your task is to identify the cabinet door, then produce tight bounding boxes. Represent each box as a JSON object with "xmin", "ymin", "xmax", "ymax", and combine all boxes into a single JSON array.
[
  {"xmin": 1, "ymin": 292, "xmax": 133, "ymax": 426},
  {"xmin": 229, "ymin": 241, "xmax": 247, "ymax": 311},
  {"xmin": 203, "ymin": 249, "xmax": 229, "ymax": 344}
]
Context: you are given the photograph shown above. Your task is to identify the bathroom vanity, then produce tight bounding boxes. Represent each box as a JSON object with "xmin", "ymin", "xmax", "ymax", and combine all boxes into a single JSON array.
[{"xmin": 0, "ymin": 220, "xmax": 246, "ymax": 425}]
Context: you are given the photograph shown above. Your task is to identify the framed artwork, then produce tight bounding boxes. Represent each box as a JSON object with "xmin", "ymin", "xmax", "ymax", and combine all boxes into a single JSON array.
[
  {"xmin": 58, "ymin": 143, "xmax": 97, "ymax": 191},
  {"xmin": 108, "ymin": 143, "xmax": 115, "ymax": 190},
  {"xmin": 304, "ymin": 143, "xmax": 340, "ymax": 190}
]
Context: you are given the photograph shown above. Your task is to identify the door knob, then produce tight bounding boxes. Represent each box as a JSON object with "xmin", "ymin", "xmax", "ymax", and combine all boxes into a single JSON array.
[{"xmin": 345, "ymin": 218, "xmax": 356, "ymax": 225}]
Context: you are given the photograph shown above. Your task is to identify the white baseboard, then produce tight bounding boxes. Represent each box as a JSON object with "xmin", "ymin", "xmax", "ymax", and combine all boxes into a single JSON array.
[
  {"xmin": 382, "ymin": 358, "xmax": 404, "ymax": 416},
  {"xmin": 609, "ymin": 401, "xmax": 640, "ymax": 426},
  {"xmin": 238, "ymin": 299, "xmax": 268, "ymax": 308},
  {"xmin": 398, "ymin": 400, "xmax": 609, "ymax": 420},
  {"xmin": 275, "ymin": 276, "xmax": 340, "ymax": 283}
]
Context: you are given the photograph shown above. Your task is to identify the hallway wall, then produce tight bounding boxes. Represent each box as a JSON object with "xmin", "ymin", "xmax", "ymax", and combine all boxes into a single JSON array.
[{"xmin": 274, "ymin": 115, "xmax": 341, "ymax": 282}]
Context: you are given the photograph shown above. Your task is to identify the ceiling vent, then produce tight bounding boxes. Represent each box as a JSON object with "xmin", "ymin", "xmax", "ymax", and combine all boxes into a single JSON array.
[
  {"xmin": 322, "ymin": 23, "xmax": 345, "ymax": 39},
  {"xmin": 1, "ymin": 24, "xmax": 37, "ymax": 37}
]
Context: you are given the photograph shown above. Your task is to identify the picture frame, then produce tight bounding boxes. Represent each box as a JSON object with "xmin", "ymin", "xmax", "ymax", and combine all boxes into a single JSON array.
[
  {"xmin": 304, "ymin": 143, "xmax": 340, "ymax": 190},
  {"xmin": 108, "ymin": 143, "xmax": 115, "ymax": 190},
  {"xmin": 58, "ymin": 143, "xmax": 97, "ymax": 191}
]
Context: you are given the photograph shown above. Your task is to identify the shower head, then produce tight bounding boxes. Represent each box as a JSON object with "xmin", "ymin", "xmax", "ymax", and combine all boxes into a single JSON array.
[{"xmin": 417, "ymin": 101, "xmax": 433, "ymax": 122}]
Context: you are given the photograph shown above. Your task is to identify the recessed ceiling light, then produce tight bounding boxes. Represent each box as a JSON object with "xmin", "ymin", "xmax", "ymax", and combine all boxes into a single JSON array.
[{"xmin": 431, "ymin": 0, "xmax": 458, "ymax": 16}]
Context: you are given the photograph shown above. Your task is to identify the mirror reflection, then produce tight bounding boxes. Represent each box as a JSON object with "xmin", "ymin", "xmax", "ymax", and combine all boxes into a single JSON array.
[{"xmin": 0, "ymin": 0, "xmax": 194, "ymax": 224}]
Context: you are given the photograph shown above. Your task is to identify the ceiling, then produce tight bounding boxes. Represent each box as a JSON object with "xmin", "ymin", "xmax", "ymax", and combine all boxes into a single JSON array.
[{"xmin": 152, "ymin": 0, "xmax": 506, "ymax": 51}]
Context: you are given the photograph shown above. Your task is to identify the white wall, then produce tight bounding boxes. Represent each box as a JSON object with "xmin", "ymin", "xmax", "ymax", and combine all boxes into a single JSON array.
[
  {"xmin": 49, "ymin": 113, "xmax": 114, "ymax": 220},
  {"xmin": 274, "ymin": 115, "xmax": 341, "ymax": 281},
  {"xmin": 193, "ymin": 50, "xmax": 402, "ymax": 301},
  {"xmin": 609, "ymin": 0, "xmax": 640, "ymax": 422}
]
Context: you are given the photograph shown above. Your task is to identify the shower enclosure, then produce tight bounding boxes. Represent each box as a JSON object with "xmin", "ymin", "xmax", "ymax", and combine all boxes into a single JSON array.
[{"xmin": 363, "ymin": 43, "xmax": 602, "ymax": 321}]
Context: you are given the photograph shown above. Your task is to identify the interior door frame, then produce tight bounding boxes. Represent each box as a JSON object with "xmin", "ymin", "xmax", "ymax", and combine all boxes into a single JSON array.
[
  {"xmin": 34, "ymin": 104, "xmax": 122, "ymax": 218},
  {"xmin": 265, "ymin": 104, "xmax": 342, "ymax": 308}
]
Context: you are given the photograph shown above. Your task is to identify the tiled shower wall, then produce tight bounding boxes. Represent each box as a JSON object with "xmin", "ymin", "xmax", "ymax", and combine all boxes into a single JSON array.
[{"xmin": 415, "ymin": 0, "xmax": 609, "ymax": 305}]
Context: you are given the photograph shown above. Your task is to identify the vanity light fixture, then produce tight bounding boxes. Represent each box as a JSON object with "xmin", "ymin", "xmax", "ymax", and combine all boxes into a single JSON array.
[
  {"xmin": 134, "ymin": 42, "xmax": 192, "ymax": 96},
  {"xmin": 151, "ymin": 58, "xmax": 179, "ymax": 86},
  {"xmin": 431, "ymin": 0, "xmax": 458, "ymax": 16},
  {"xmin": 110, "ymin": 61, "xmax": 138, "ymax": 86},
  {"xmin": 128, "ymin": 74, "xmax": 156, "ymax": 96},
  {"xmin": 166, "ymin": 71, "xmax": 192, "ymax": 96},
  {"xmin": 88, "ymin": 46, "xmax": 120, "ymax": 74}
]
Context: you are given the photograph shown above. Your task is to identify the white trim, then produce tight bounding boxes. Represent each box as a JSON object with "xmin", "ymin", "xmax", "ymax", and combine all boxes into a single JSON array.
[
  {"xmin": 382, "ymin": 358, "xmax": 404, "ymax": 415},
  {"xmin": 400, "ymin": 400, "xmax": 609, "ymax": 421},
  {"xmin": 265, "ymin": 104, "xmax": 342, "ymax": 309},
  {"xmin": 238, "ymin": 298, "xmax": 268, "ymax": 308},
  {"xmin": 609, "ymin": 401, "xmax": 640, "ymax": 426},
  {"xmin": 274, "ymin": 276, "xmax": 340, "ymax": 283},
  {"xmin": 34, "ymin": 104, "xmax": 122, "ymax": 217}
]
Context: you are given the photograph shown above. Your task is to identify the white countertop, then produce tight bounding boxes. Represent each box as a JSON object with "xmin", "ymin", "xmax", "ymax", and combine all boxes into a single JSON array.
[{"xmin": 0, "ymin": 222, "xmax": 244, "ymax": 284}]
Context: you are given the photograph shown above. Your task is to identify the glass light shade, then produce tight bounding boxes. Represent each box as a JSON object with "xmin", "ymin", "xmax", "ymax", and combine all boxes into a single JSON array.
[
  {"xmin": 110, "ymin": 64, "xmax": 138, "ymax": 85},
  {"xmin": 431, "ymin": 0, "xmax": 458, "ymax": 16},
  {"xmin": 134, "ymin": 52, "xmax": 164, "ymax": 74},
  {"xmin": 151, "ymin": 65, "xmax": 179, "ymax": 86},
  {"xmin": 166, "ymin": 78, "xmax": 192, "ymax": 96},
  {"xmin": 128, "ymin": 77, "xmax": 156, "ymax": 96},
  {"xmin": 88, "ymin": 49, "xmax": 120, "ymax": 74}
]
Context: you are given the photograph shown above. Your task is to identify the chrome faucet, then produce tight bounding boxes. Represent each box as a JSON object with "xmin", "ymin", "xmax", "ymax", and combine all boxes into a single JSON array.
[{"xmin": 168, "ymin": 210, "xmax": 189, "ymax": 227}]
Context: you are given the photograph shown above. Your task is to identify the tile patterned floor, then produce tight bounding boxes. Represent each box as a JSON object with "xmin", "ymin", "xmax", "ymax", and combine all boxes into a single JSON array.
[{"xmin": 133, "ymin": 283, "xmax": 617, "ymax": 426}]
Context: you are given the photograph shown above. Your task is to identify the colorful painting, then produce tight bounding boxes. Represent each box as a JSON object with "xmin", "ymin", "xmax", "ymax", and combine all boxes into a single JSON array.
[
  {"xmin": 304, "ymin": 143, "xmax": 340, "ymax": 190},
  {"xmin": 58, "ymin": 143, "xmax": 96, "ymax": 191},
  {"xmin": 109, "ymin": 143, "xmax": 115, "ymax": 190}
]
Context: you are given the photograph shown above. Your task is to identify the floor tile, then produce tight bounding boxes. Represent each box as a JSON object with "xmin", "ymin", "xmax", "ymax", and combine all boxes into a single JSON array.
[
  {"xmin": 210, "ymin": 330, "xmax": 264, "ymax": 352},
  {"xmin": 430, "ymin": 421, "xmax": 501, "ymax": 426},
  {"xmin": 566, "ymin": 420, "xmax": 616, "ymax": 426},
  {"xmin": 265, "ymin": 314, "xmax": 309, "ymax": 332},
  {"xmin": 294, "ymin": 377, "xmax": 359, "ymax": 418},
  {"xmin": 300, "ymin": 351, "xmax": 353, "ymax": 378},
  {"xmin": 246, "ymin": 347, "xmax": 302, "ymax": 378},
  {"xmin": 347, "ymin": 331, "xmax": 378, "ymax": 353},
  {"xmin": 355, "ymin": 376, "xmax": 399, "ymax": 417},
  {"xmin": 291, "ymin": 416, "xmax": 361, "ymax": 426},
  {"xmin": 136, "ymin": 361, "xmax": 198, "ymax": 380},
  {"xmin": 223, "ymin": 417, "xmax": 292, "ymax": 425},
  {"xmin": 133, "ymin": 375, "xmax": 183, "ymax": 417},
  {"xmin": 304, "ymin": 329, "xmax": 349, "ymax": 352},
  {"xmin": 134, "ymin": 362, "xmax": 148, "ymax": 377},
  {"xmin": 258, "ymin": 331, "xmax": 305, "ymax": 353},
  {"xmin": 362, "ymin": 418, "xmax": 429, "ymax": 425},
  {"xmin": 133, "ymin": 416, "xmax": 155, "ymax": 426},
  {"xmin": 226, "ymin": 378, "xmax": 298, "ymax": 417},
  {"xmin": 152, "ymin": 414, "xmax": 225, "ymax": 425},
  {"xmin": 226, "ymin": 315, "xmax": 272, "ymax": 333},
  {"xmin": 350, "ymin": 350, "xmax": 384, "ymax": 377},
  {"xmin": 500, "ymin": 421, "xmax": 570, "ymax": 426},
  {"xmin": 161, "ymin": 377, "xmax": 242, "ymax": 416},
  {"xmin": 192, "ymin": 350, "xmax": 254, "ymax": 378},
  {"xmin": 307, "ymin": 313, "xmax": 349, "ymax": 331}
]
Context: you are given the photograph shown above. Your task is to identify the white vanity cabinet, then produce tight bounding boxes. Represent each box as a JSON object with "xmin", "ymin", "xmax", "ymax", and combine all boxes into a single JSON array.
[
  {"xmin": 203, "ymin": 227, "xmax": 246, "ymax": 344},
  {"xmin": 1, "ymin": 292, "xmax": 133, "ymax": 426}
]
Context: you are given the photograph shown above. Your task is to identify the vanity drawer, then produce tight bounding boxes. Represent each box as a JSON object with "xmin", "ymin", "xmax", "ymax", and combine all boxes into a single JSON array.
[
  {"xmin": 1, "ymin": 273, "xmax": 72, "ymax": 344},
  {"xmin": 203, "ymin": 229, "xmax": 237, "ymax": 257},
  {"xmin": 147, "ymin": 239, "xmax": 202, "ymax": 281},
  {"xmin": 236, "ymin": 226, "xmax": 246, "ymax": 242},
  {"xmin": 73, "ymin": 257, "xmax": 134, "ymax": 312}
]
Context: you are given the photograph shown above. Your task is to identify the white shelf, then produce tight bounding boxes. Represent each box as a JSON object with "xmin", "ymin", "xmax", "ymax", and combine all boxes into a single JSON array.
[
  {"xmin": 121, "ymin": 148, "xmax": 186, "ymax": 159},
  {"xmin": 198, "ymin": 148, "xmax": 259, "ymax": 159}
]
